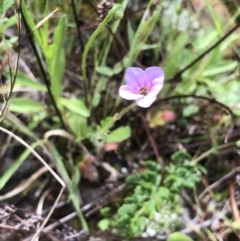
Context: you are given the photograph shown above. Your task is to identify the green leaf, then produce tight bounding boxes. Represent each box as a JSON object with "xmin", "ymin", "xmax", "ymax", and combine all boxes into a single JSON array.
[
  {"xmin": 95, "ymin": 66, "xmax": 113, "ymax": 77},
  {"xmin": 195, "ymin": 30, "xmax": 217, "ymax": 51},
  {"xmin": 53, "ymin": 15, "xmax": 67, "ymax": 50},
  {"xmin": 99, "ymin": 117, "xmax": 114, "ymax": 130},
  {"xmin": 100, "ymin": 207, "xmax": 111, "ymax": 217},
  {"xmin": 42, "ymin": 2, "xmax": 50, "ymax": 47},
  {"xmin": 145, "ymin": 199, "xmax": 157, "ymax": 214},
  {"xmin": 45, "ymin": 44, "xmax": 56, "ymax": 59},
  {"xmin": 205, "ymin": 0, "xmax": 222, "ymax": 36},
  {"xmin": 29, "ymin": 111, "xmax": 47, "ymax": 130},
  {"xmin": 130, "ymin": 216, "xmax": 145, "ymax": 236},
  {"xmin": 140, "ymin": 43, "xmax": 160, "ymax": 50},
  {"xmin": 112, "ymin": 0, "xmax": 161, "ymax": 75},
  {"xmin": 4, "ymin": 15, "xmax": 17, "ymax": 29},
  {"xmin": 48, "ymin": 143, "xmax": 87, "ymax": 229},
  {"xmin": 49, "ymin": 15, "xmax": 67, "ymax": 99},
  {"xmin": 107, "ymin": 126, "xmax": 131, "ymax": 143},
  {"xmin": 8, "ymin": 36, "xmax": 18, "ymax": 45},
  {"xmin": 98, "ymin": 219, "xmax": 110, "ymax": 231},
  {"xmin": 164, "ymin": 32, "xmax": 190, "ymax": 78},
  {"xmin": 183, "ymin": 105, "xmax": 199, "ymax": 117},
  {"xmin": 3, "ymin": 0, "xmax": 15, "ymax": 13},
  {"xmin": 4, "ymin": 71, "xmax": 46, "ymax": 91},
  {"xmin": 60, "ymin": 98, "xmax": 90, "ymax": 117},
  {"xmin": 127, "ymin": 21, "xmax": 134, "ymax": 45},
  {"xmin": 171, "ymin": 150, "xmax": 191, "ymax": 163},
  {"xmin": 145, "ymin": 161, "xmax": 161, "ymax": 172},
  {"xmin": 167, "ymin": 232, "xmax": 194, "ymax": 241},
  {"xmin": 0, "ymin": 0, "xmax": 3, "ymax": 14},
  {"xmin": 220, "ymin": 33, "xmax": 240, "ymax": 52},
  {"xmin": 20, "ymin": 1, "xmax": 43, "ymax": 48},
  {"xmin": 94, "ymin": 117, "xmax": 115, "ymax": 141},
  {"xmin": 91, "ymin": 92, "xmax": 101, "ymax": 107},
  {"xmin": 9, "ymin": 98, "xmax": 44, "ymax": 113},
  {"xmin": 202, "ymin": 61, "xmax": 237, "ymax": 77},
  {"xmin": 67, "ymin": 113, "xmax": 92, "ymax": 140},
  {"xmin": 236, "ymin": 140, "xmax": 240, "ymax": 148},
  {"xmin": 118, "ymin": 203, "xmax": 137, "ymax": 216},
  {"xmin": 0, "ymin": 141, "xmax": 42, "ymax": 190}
]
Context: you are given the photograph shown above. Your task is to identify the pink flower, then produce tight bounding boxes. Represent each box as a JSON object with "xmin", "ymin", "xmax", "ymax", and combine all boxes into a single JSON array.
[{"xmin": 119, "ymin": 67, "xmax": 164, "ymax": 108}]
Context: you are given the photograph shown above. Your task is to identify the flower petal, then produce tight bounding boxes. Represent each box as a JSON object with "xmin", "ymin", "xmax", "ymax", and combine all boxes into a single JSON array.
[
  {"xmin": 145, "ymin": 67, "xmax": 165, "ymax": 86},
  {"xmin": 135, "ymin": 96, "xmax": 156, "ymax": 108},
  {"xmin": 147, "ymin": 78, "xmax": 164, "ymax": 98},
  {"xmin": 119, "ymin": 85, "xmax": 143, "ymax": 100},
  {"xmin": 125, "ymin": 67, "xmax": 147, "ymax": 90}
]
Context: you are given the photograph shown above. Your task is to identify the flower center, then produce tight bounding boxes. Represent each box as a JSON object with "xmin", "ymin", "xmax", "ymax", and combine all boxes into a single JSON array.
[{"xmin": 140, "ymin": 87, "xmax": 148, "ymax": 96}]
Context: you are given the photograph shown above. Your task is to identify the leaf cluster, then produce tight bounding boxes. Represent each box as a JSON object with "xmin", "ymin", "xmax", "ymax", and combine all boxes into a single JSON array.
[{"xmin": 99, "ymin": 151, "xmax": 205, "ymax": 237}]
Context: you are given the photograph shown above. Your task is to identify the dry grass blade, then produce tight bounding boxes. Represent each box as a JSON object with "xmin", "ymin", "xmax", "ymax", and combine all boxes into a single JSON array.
[
  {"xmin": 28, "ymin": 187, "xmax": 65, "ymax": 241},
  {"xmin": 0, "ymin": 127, "xmax": 66, "ymax": 240},
  {"xmin": 0, "ymin": 166, "xmax": 49, "ymax": 201},
  {"xmin": 0, "ymin": 126, "xmax": 66, "ymax": 188},
  {"xmin": 0, "ymin": 9, "xmax": 21, "ymax": 123},
  {"xmin": 44, "ymin": 129, "xmax": 75, "ymax": 141},
  {"xmin": 32, "ymin": 8, "xmax": 59, "ymax": 32}
]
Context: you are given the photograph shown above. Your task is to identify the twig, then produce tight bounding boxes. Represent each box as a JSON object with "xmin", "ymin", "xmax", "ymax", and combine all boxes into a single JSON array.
[
  {"xmin": 139, "ymin": 113, "xmax": 160, "ymax": 161},
  {"xmin": 43, "ymin": 183, "xmax": 126, "ymax": 231},
  {"xmin": 85, "ymin": 183, "xmax": 126, "ymax": 217},
  {"xmin": 167, "ymin": 24, "xmax": 240, "ymax": 82},
  {"xmin": 29, "ymin": 187, "xmax": 65, "ymax": 241},
  {"xmin": 199, "ymin": 166, "xmax": 240, "ymax": 200},
  {"xmin": 229, "ymin": 181, "xmax": 240, "ymax": 221},
  {"xmin": 154, "ymin": 94, "xmax": 235, "ymax": 143},
  {"xmin": 139, "ymin": 113, "xmax": 165, "ymax": 179}
]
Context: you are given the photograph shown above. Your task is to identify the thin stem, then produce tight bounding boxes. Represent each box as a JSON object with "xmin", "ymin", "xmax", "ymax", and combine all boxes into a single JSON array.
[
  {"xmin": 81, "ymin": 4, "xmax": 123, "ymax": 106},
  {"xmin": 140, "ymin": 113, "xmax": 165, "ymax": 179},
  {"xmin": 192, "ymin": 142, "xmax": 236, "ymax": 164},
  {"xmin": 114, "ymin": 102, "xmax": 137, "ymax": 120},
  {"xmin": 168, "ymin": 24, "xmax": 240, "ymax": 82},
  {"xmin": 19, "ymin": 1, "xmax": 67, "ymax": 129},
  {"xmin": 154, "ymin": 94, "xmax": 235, "ymax": 143},
  {"xmin": 96, "ymin": 103, "xmax": 136, "ymax": 140},
  {"xmin": 0, "ymin": 10, "xmax": 21, "ymax": 123},
  {"xmin": 70, "ymin": 0, "xmax": 84, "ymax": 51}
]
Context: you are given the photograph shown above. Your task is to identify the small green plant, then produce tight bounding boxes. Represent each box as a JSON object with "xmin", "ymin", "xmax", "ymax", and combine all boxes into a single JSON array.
[{"xmin": 99, "ymin": 150, "xmax": 205, "ymax": 238}]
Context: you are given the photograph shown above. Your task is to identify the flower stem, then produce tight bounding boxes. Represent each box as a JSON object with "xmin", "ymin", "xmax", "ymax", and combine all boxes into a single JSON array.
[
  {"xmin": 114, "ymin": 102, "xmax": 137, "ymax": 120},
  {"xmin": 192, "ymin": 141, "xmax": 236, "ymax": 164},
  {"xmin": 96, "ymin": 103, "xmax": 136, "ymax": 141},
  {"xmin": 81, "ymin": 4, "xmax": 123, "ymax": 106}
]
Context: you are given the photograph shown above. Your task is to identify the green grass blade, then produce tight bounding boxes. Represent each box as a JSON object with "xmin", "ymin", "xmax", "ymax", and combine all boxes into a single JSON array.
[{"xmin": 0, "ymin": 140, "xmax": 43, "ymax": 190}]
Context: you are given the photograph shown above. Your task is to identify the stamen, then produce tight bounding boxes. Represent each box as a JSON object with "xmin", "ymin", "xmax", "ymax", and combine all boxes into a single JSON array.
[{"xmin": 140, "ymin": 87, "xmax": 148, "ymax": 96}]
